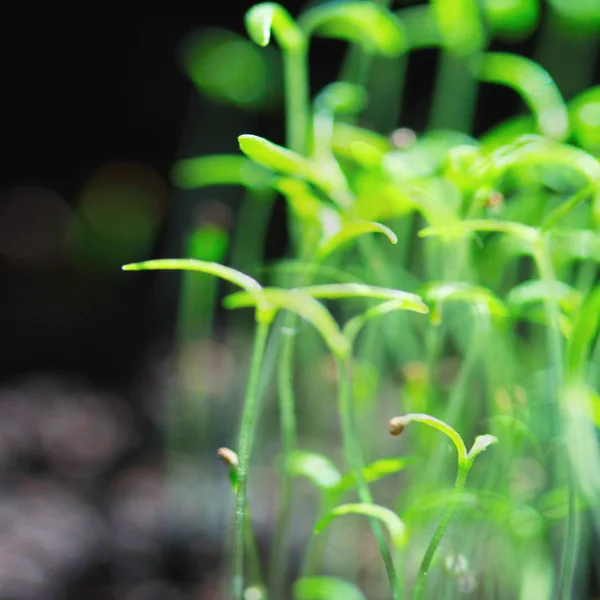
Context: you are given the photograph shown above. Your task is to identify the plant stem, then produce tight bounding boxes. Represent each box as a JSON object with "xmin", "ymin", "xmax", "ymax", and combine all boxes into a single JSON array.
[
  {"xmin": 285, "ymin": 45, "xmax": 310, "ymax": 155},
  {"xmin": 412, "ymin": 464, "xmax": 469, "ymax": 600},
  {"xmin": 428, "ymin": 51, "xmax": 478, "ymax": 134},
  {"xmin": 337, "ymin": 357, "xmax": 402, "ymax": 600},
  {"xmin": 233, "ymin": 319, "xmax": 271, "ymax": 600},
  {"xmin": 268, "ymin": 320, "xmax": 298, "ymax": 598}
]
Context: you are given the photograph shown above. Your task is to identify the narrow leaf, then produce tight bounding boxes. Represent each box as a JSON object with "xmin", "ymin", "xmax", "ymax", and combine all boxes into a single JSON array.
[
  {"xmin": 508, "ymin": 280, "xmax": 582, "ymax": 315},
  {"xmin": 287, "ymin": 451, "xmax": 342, "ymax": 490},
  {"xmin": 315, "ymin": 503, "xmax": 407, "ymax": 549},
  {"xmin": 122, "ymin": 259, "xmax": 262, "ymax": 293},
  {"xmin": 299, "ymin": 2, "xmax": 407, "ymax": 56},
  {"xmin": 467, "ymin": 434, "xmax": 498, "ymax": 462},
  {"xmin": 245, "ymin": 2, "xmax": 304, "ymax": 50},
  {"xmin": 171, "ymin": 155, "xmax": 272, "ymax": 190},
  {"xmin": 294, "ymin": 577, "xmax": 367, "ymax": 600},
  {"xmin": 419, "ymin": 219, "xmax": 539, "ymax": 246},
  {"xmin": 317, "ymin": 221, "xmax": 397, "ymax": 261}
]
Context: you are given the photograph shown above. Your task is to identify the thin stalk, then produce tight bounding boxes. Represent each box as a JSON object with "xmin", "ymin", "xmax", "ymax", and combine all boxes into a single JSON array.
[
  {"xmin": 412, "ymin": 464, "xmax": 469, "ymax": 600},
  {"xmin": 428, "ymin": 51, "xmax": 479, "ymax": 134},
  {"xmin": 233, "ymin": 320, "xmax": 272, "ymax": 600},
  {"xmin": 533, "ymin": 237, "xmax": 578, "ymax": 600},
  {"xmin": 285, "ymin": 44, "xmax": 310, "ymax": 155},
  {"xmin": 337, "ymin": 357, "xmax": 402, "ymax": 600},
  {"xmin": 268, "ymin": 321, "xmax": 298, "ymax": 598}
]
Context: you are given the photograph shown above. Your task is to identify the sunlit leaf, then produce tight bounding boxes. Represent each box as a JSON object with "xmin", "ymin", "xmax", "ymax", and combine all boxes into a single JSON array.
[
  {"xmin": 343, "ymin": 299, "xmax": 428, "ymax": 346},
  {"xmin": 294, "ymin": 577, "xmax": 367, "ymax": 600},
  {"xmin": 477, "ymin": 53, "xmax": 568, "ymax": 141},
  {"xmin": 431, "ymin": 0, "xmax": 485, "ymax": 56},
  {"xmin": 467, "ymin": 434, "xmax": 498, "ymax": 462},
  {"xmin": 423, "ymin": 281, "xmax": 508, "ymax": 321},
  {"xmin": 245, "ymin": 2, "xmax": 304, "ymax": 50},
  {"xmin": 317, "ymin": 221, "xmax": 397, "ymax": 261},
  {"xmin": 482, "ymin": 0, "xmax": 539, "ymax": 39},
  {"xmin": 122, "ymin": 259, "xmax": 262, "ymax": 293},
  {"xmin": 287, "ymin": 451, "xmax": 342, "ymax": 490},
  {"xmin": 299, "ymin": 2, "xmax": 407, "ymax": 56},
  {"xmin": 419, "ymin": 219, "xmax": 539, "ymax": 246},
  {"xmin": 315, "ymin": 82, "xmax": 368, "ymax": 116},
  {"xmin": 172, "ymin": 155, "xmax": 273, "ymax": 190},
  {"xmin": 224, "ymin": 287, "xmax": 349, "ymax": 357},
  {"xmin": 315, "ymin": 503, "xmax": 407, "ymax": 548},
  {"xmin": 332, "ymin": 123, "xmax": 392, "ymax": 158}
]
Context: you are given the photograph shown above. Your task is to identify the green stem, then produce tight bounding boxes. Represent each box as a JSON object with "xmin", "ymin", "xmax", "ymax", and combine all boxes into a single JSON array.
[
  {"xmin": 533, "ymin": 237, "xmax": 578, "ymax": 600},
  {"xmin": 268, "ymin": 319, "xmax": 299, "ymax": 598},
  {"xmin": 412, "ymin": 464, "xmax": 469, "ymax": 600},
  {"xmin": 285, "ymin": 44, "xmax": 310, "ymax": 155},
  {"xmin": 337, "ymin": 357, "xmax": 402, "ymax": 600},
  {"xmin": 233, "ymin": 319, "xmax": 271, "ymax": 600},
  {"xmin": 428, "ymin": 51, "xmax": 478, "ymax": 134}
]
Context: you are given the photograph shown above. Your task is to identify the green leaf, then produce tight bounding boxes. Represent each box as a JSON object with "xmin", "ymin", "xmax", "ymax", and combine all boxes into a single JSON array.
[
  {"xmin": 569, "ymin": 86, "xmax": 600, "ymax": 155},
  {"xmin": 294, "ymin": 577, "xmax": 367, "ymax": 600},
  {"xmin": 343, "ymin": 299, "xmax": 428, "ymax": 346},
  {"xmin": 315, "ymin": 82, "xmax": 368, "ymax": 116},
  {"xmin": 431, "ymin": 0, "xmax": 485, "ymax": 56},
  {"xmin": 332, "ymin": 458, "xmax": 413, "ymax": 497},
  {"xmin": 122, "ymin": 259, "xmax": 262, "ymax": 293},
  {"xmin": 390, "ymin": 413, "xmax": 468, "ymax": 463},
  {"xmin": 224, "ymin": 287, "xmax": 349, "ymax": 358},
  {"xmin": 299, "ymin": 2, "xmax": 407, "ymax": 56},
  {"xmin": 317, "ymin": 221, "xmax": 397, "ymax": 261},
  {"xmin": 423, "ymin": 281, "xmax": 508, "ymax": 321},
  {"xmin": 482, "ymin": 0, "xmax": 539, "ymax": 39},
  {"xmin": 287, "ymin": 451, "xmax": 342, "ymax": 490},
  {"xmin": 566, "ymin": 284, "xmax": 600, "ymax": 380},
  {"xmin": 508, "ymin": 280, "xmax": 583, "ymax": 316},
  {"xmin": 332, "ymin": 123, "xmax": 392, "ymax": 158},
  {"xmin": 466, "ymin": 434, "xmax": 498, "ymax": 462},
  {"xmin": 171, "ymin": 155, "xmax": 273, "ymax": 190},
  {"xmin": 239, "ymin": 135, "xmax": 337, "ymax": 197},
  {"xmin": 398, "ymin": 5, "xmax": 440, "ymax": 50},
  {"xmin": 315, "ymin": 503, "xmax": 407, "ymax": 549},
  {"xmin": 546, "ymin": 0, "xmax": 600, "ymax": 32},
  {"xmin": 297, "ymin": 283, "xmax": 428, "ymax": 311},
  {"xmin": 419, "ymin": 219, "xmax": 539, "ymax": 246},
  {"xmin": 245, "ymin": 2, "xmax": 304, "ymax": 50},
  {"xmin": 477, "ymin": 53, "xmax": 568, "ymax": 141}
]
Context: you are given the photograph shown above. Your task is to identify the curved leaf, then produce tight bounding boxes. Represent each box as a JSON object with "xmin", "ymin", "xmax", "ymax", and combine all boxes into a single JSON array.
[
  {"xmin": 299, "ymin": 2, "xmax": 407, "ymax": 56},
  {"xmin": 314, "ymin": 82, "xmax": 368, "ymax": 116},
  {"xmin": 122, "ymin": 259, "xmax": 262, "ymax": 293},
  {"xmin": 467, "ymin": 434, "xmax": 498, "ymax": 462},
  {"xmin": 287, "ymin": 451, "xmax": 342, "ymax": 490},
  {"xmin": 317, "ymin": 221, "xmax": 397, "ymax": 261},
  {"xmin": 294, "ymin": 577, "xmax": 367, "ymax": 600},
  {"xmin": 389, "ymin": 413, "xmax": 468, "ymax": 464},
  {"xmin": 477, "ymin": 53, "xmax": 568, "ymax": 141},
  {"xmin": 297, "ymin": 283, "xmax": 428, "ymax": 312},
  {"xmin": 172, "ymin": 155, "xmax": 273, "ymax": 190},
  {"xmin": 315, "ymin": 503, "xmax": 407, "ymax": 548},
  {"xmin": 224, "ymin": 287, "xmax": 349, "ymax": 358},
  {"xmin": 419, "ymin": 219, "xmax": 539, "ymax": 246},
  {"xmin": 546, "ymin": 0, "xmax": 600, "ymax": 31},
  {"xmin": 508, "ymin": 280, "xmax": 582, "ymax": 315},
  {"xmin": 482, "ymin": 0, "xmax": 539, "ymax": 39},
  {"xmin": 423, "ymin": 281, "xmax": 508, "ymax": 321},
  {"xmin": 245, "ymin": 2, "xmax": 304, "ymax": 50},
  {"xmin": 343, "ymin": 299, "xmax": 428, "ymax": 346}
]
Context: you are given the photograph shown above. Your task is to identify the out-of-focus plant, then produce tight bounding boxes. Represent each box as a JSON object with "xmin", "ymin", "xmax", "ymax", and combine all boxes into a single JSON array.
[{"xmin": 124, "ymin": 0, "xmax": 600, "ymax": 598}]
